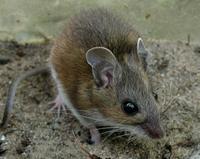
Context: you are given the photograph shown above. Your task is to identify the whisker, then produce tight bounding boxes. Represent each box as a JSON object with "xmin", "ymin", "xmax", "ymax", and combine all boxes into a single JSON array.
[
  {"xmin": 111, "ymin": 133, "xmax": 130, "ymax": 141},
  {"xmin": 100, "ymin": 128, "xmax": 119, "ymax": 135},
  {"xmin": 79, "ymin": 115, "xmax": 105, "ymax": 123},
  {"xmin": 78, "ymin": 109, "xmax": 91, "ymax": 113},
  {"xmin": 127, "ymin": 135, "xmax": 136, "ymax": 144},
  {"xmin": 96, "ymin": 126, "xmax": 113, "ymax": 130},
  {"xmin": 97, "ymin": 126, "xmax": 122, "ymax": 131},
  {"xmin": 102, "ymin": 129, "xmax": 122, "ymax": 143}
]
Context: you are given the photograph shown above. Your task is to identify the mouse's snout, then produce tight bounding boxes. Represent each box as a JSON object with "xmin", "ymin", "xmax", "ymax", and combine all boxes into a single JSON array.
[{"xmin": 141, "ymin": 122, "xmax": 164, "ymax": 139}]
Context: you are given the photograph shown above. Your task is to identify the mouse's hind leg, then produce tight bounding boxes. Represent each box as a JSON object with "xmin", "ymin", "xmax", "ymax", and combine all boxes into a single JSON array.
[{"xmin": 49, "ymin": 94, "xmax": 67, "ymax": 118}]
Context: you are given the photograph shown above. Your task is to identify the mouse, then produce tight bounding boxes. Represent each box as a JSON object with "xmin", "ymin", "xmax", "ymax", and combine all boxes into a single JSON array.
[
  {"xmin": 1, "ymin": 8, "xmax": 164, "ymax": 144},
  {"xmin": 49, "ymin": 8, "xmax": 164, "ymax": 144}
]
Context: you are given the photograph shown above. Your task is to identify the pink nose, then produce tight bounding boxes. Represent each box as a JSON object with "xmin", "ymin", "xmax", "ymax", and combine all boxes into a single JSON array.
[
  {"xmin": 147, "ymin": 127, "xmax": 164, "ymax": 139},
  {"xmin": 141, "ymin": 123, "xmax": 164, "ymax": 139}
]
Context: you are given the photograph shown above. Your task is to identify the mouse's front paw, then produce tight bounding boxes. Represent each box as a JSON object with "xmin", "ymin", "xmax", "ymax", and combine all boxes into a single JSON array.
[
  {"xmin": 87, "ymin": 126, "xmax": 101, "ymax": 145},
  {"xmin": 48, "ymin": 94, "xmax": 67, "ymax": 118}
]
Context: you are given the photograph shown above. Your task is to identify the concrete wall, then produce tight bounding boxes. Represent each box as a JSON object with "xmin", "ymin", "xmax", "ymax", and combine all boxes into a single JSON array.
[{"xmin": 0, "ymin": 0, "xmax": 199, "ymax": 43}]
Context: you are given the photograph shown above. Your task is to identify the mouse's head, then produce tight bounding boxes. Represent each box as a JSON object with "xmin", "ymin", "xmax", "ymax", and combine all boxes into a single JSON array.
[{"xmin": 86, "ymin": 38, "xmax": 164, "ymax": 139}]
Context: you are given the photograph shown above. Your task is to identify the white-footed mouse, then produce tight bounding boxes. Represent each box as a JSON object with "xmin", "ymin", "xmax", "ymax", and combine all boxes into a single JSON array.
[
  {"xmin": 1, "ymin": 8, "xmax": 164, "ymax": 144},
  {"xmin": 50, "ymin": 8, "xmax": 164, "ymax": 143}
]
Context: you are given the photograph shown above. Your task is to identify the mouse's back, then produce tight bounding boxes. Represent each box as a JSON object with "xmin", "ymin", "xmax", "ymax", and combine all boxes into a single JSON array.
[{"xmin": 66, "ymin": 8, "xmax": 140, "ymax": 54}]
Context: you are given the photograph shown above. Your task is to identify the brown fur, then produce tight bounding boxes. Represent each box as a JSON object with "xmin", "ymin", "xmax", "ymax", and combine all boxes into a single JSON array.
[{"xmin": 50, "ymin": 8, "xmax": 163, "ymax": 138}]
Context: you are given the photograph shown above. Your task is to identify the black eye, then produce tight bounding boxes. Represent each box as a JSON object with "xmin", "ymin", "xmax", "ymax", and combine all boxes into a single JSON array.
[{"xmin": 121, "ymin": 100, "xmax": 139, "ymax": 115}]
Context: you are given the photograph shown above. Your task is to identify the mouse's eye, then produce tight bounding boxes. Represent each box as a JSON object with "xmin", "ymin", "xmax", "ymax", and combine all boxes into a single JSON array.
[{"xmin": 121, "ymin": 100, "xmax": 139, "ymax": 115}]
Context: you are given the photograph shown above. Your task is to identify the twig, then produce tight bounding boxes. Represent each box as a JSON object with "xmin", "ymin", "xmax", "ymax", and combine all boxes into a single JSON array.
[{"xmin": 186, "ymin": 34, "xmax": 190, "ymax": 46}]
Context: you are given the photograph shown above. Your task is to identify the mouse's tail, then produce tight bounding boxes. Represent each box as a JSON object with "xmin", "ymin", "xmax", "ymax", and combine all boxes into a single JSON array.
[{"xmin": 1, "ymin": 66, "xmax": 50, "ymax": 128}]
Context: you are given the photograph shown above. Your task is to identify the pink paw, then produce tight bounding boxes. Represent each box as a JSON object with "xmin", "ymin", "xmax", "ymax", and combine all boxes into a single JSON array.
[
  {"xmin": 87, "ymin": 126, "xmax": 101, "ymax": 145},
  {"xmin": 49, "ymin": 95, "xmax": 66, "ymax": 118}
]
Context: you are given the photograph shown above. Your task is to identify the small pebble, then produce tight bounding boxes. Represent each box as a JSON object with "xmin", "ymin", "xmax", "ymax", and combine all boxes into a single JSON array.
[
  {"xmin": 0, "ymin": 56, "xmax": 11, "ymax": 65},
  {"xmin": 194, "ymin": 46, "xmax": 200, "ymax": 54},
  {"xmin": 0, "ymin": 135, "xmax": 6, "ymax": 142}
]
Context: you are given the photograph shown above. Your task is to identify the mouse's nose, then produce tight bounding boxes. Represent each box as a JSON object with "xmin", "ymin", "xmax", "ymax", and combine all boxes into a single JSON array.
[
  {"xmin": 141, "ymin": 122, "xmax": 164, "ymax": 139},
  {"xmin": 147, "ymin": 126, "xmax": 164, "ymax": 139}
]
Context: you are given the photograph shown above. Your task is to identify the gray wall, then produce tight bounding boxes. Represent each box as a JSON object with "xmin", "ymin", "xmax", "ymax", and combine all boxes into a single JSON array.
[{"xmin": 0, "ymin": 0, "xmax": 199, "ymax": 43}]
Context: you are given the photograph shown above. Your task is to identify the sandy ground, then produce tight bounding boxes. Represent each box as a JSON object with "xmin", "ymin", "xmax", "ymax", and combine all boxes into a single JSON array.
[{"xmin": 0, "ymin": 40, "xmax": 199, "ymax": 159}]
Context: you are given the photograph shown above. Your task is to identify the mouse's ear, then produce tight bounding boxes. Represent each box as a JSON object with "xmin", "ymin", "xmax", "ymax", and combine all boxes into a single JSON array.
[
  {"xmin": 137, "ymin": 38, "xmax": 148, "ymax": 70},
  {"xmin": 86, "ymin": 47, "xmax": 119, "ymax": 88}
]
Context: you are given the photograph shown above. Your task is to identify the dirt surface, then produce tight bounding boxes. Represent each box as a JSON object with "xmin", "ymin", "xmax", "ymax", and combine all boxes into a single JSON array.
[{"xmin": 0, "ymin": 40, "xmax": 199, "ymax": 159}]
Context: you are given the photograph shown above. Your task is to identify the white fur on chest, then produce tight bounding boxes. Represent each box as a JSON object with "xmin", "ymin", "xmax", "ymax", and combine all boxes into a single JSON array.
[{"xmin": 49, "ymin": 64, "xmax": 90, "ymax": 127}]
